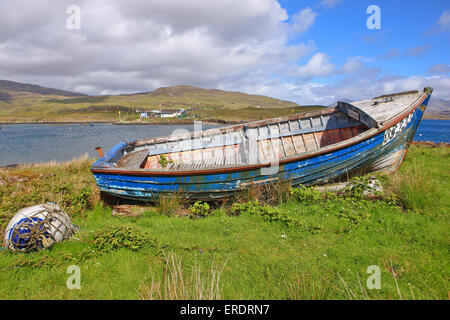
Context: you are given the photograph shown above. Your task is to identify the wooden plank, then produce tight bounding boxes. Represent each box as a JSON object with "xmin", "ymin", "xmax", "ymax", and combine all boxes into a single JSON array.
[
  {"xmin": 117, "ymin": 150, "xmax": 148, "ymax": 169},
  {"xmin": 247, "ymin": 128, "xmax": 259, "ymax": 164},
  {"xmin": 258, "ymin": 140, "xmax": 266, "ymax": 162},
  {"xmin": 203, "ymin": 147, "xmax": 214, "ymax": 163},
  {"xmin": 279, "ymin": 121, "xmax": 290, "ymax": 134},
  {"xmin": 315, "ymin": 129, "xmax": 341, "ymax": 148},
  {"xmin": 271, "ymin": 138, "xmax": 283, "ymax": 159},
  {"xmin": 192, "ymin": 149, "xmax": 202, "ymax": 162},
  {"xmin": 282, "ymin": 136, "xmax": 295, "ymax": 156},
  {"xmin": 236, "ymin": 144, "xmax": 242, "ymax": 164},
  {"xmin": 142, "ymin": 155, "xmax": 158, "ymax": 169},
  {"xmin": 303, "ymin": 133, "xmax": 317, "ymax": 152},
  {"xmin": 339, "ymin": 127, "xmax": 353, "ymax": 140},
  {"xmin": 261, "ymin": 139, "xmax": 274, "ymax": 160},
  {"xmin": 292, "ymin": 134, "xmax": 306, "ymax": 153},
  {"xmin": 351, "ymin": 126, "xmax": 360, "ymax": 137},
  {"xmin": 224, "ymin": 145, "xmax": 235, "ymax": 165},
  {"xmin": 313, "ymin": 132, "xmax": 320, "ymax": 148},
  {"xmin": 311, "ymin": 116, "xmax": 322, "ymax": 127}
]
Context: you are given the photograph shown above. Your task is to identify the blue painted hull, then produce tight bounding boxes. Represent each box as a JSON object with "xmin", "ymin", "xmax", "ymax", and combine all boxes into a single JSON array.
[{"xmin": 91, "ymin": 96, "xmax": 429, "ymax": 201}]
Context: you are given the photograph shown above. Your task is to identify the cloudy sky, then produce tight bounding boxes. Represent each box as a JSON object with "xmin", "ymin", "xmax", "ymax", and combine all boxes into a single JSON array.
[{"xmin": 0, "ymin": 0, "xmax": 449, "ymax": 104}]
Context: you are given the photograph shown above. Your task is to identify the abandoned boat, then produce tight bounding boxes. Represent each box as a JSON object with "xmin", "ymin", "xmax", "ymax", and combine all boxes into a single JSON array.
[{"xmin": 91, "ymin": 87, "xmax": 433, "ymax": 201}]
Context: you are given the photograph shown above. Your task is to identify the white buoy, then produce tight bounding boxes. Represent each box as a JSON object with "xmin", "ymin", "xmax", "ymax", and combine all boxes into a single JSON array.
[{"xmin": 3, "ymin": 203, "xmax": 74, "ymax": 252}]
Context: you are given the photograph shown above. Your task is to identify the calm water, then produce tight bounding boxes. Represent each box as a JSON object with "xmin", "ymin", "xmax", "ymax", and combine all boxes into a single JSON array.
[
  {"xmin": 0, "ymin": 119, "xmax": 448, "ymax": 166},
  {"xmin": 414, "ymin": 119, "xmax": 450, "ymax": 143},
  {"xmin": 0, "ymin": 123, "xmax": 222, "ymax": 166}
]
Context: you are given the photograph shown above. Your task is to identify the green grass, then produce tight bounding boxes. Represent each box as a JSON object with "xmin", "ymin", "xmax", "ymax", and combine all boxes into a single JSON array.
[{"xmin": 0, "ymin": 145, "xmax": 448, "ymax": 300}]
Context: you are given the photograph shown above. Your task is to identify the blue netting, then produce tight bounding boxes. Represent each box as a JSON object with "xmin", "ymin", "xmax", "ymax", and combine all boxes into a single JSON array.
[{"xmin": 8, "ymin": 217, "xmax": 50, "ymax": 251}]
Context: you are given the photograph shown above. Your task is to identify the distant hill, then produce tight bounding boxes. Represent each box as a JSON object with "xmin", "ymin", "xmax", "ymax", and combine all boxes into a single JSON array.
[
  {"xmin": 114, "ymin": 84, "xmax": 299, "ymax": 109},
  {"xmin": 427, "ymin": 97, "xmax": 450, "ymax": 112},
  {"xmin": 425, "ymin": 97, "xmax": 450, "ymax": 120},
  {"xmin": 0, "ymin": 80, "xmax": 86, "ymax": 100},
  {"xmin": 0, "ymin": 81, "xmax": 318, "ymax": 123}
]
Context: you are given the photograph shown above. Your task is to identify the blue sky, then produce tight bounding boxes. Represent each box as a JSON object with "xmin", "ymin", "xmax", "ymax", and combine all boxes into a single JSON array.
[
  {"xmin": 1, "ymin": 0, "xmax": 449, "ymax": 104},
  {"xmin": 270, "ymin": 0, "xmax": 450, "ymax": 103},
  {"xmin": 281, "ymin": 0, "xmax": 449, "ymax": 77}
]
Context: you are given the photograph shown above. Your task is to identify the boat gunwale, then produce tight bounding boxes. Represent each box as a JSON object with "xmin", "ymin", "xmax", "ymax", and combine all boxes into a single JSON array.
[{"xmin": 91, "ymin": 92, "xmax": 428, "ymax": 177}]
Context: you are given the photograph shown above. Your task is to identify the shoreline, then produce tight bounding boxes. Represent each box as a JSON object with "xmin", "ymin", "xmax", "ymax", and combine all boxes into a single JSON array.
[
  {"xmin": 0, "ymin": 119, "xmax": 239, "ymax": 126},
  {"xmin": 1, "ymin": 115, "xmax": 449, "ymax": 125},
  {"xmin": 422, "ymin": 115, "xmax": 450, "ymax": 120}
]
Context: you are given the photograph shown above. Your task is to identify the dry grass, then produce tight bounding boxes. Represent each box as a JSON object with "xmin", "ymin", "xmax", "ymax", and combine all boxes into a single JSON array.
[
  {"xmin": 332, "ymin": 259, "xmax": 442, "ymax": 300},
  {"xmin": 138, "ymin": 253, "xmax": 227, "ymax": 300},
  {"xmin": 233, "ymin": 179, "xmax": 293, "ymax": 206},
  {"xmin": 0, "ymin": 154, "xmax": 98, "ymax": 228},
  {"xmin": 156, "ymin": 191, "xmax": 189, "ymax": 216},
  {"xmin": 17, "ymin": 153, "xmax": 92, "ymax": 169},
  {"xmin": 287, "ymin": 271, "xmax": 330, "ymax": 300},
  {"xmin": 386, "ymin": 161, "xmax": 439, "ymax": 212}
]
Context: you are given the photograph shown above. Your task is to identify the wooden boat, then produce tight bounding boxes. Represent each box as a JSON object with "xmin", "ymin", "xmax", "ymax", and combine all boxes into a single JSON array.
[{"xmin": 91, "ymin": 87, "xmax": 433, "ymax": 201}]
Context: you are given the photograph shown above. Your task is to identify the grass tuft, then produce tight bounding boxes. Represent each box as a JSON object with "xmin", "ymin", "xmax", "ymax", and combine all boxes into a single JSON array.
[
  {"xmin": 287, "ymin": 271, "xmax": 330, "ymax": 300},
  {"xmin": 138, "ymin": 253, "xmax": 227, "ymax": 300},
  {"xmin": 386, "ymin": 162, "xmax": 440, "ymax": 213},
  {"xmin": 156, "ymin": 191, "xmax": 188, "ymax": 216}
]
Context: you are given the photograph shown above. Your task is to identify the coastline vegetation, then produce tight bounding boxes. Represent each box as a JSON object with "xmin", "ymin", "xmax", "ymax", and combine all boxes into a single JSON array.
[{"xmin": 0, "ymin": 145, "xmax": 448, "ymax": 300}]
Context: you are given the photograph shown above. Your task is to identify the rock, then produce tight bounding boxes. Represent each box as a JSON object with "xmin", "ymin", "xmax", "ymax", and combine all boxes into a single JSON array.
[{"xmin": 316, "ymin": 178, "xmax": 383, "ymax": 198}]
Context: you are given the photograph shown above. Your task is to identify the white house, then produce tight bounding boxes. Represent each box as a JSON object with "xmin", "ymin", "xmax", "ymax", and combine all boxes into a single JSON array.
[{"xmin": 160, "ymin": 109, "xmax": 182, "ymax": 118}]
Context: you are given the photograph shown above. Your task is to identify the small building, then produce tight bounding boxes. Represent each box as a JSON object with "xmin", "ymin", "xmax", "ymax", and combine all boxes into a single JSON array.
[
  {"xmin": 139, "ymin": 112, "xmax": 149, "ymax": 118},
  {"xmin": 160, "ymin": 109, "xmax": 182, "ymax": 118}
]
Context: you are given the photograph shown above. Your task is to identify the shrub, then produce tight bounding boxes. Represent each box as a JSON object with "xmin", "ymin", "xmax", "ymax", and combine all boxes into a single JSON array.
[
  {"xmin": 189, "ymin": 201, "xmax": 210, "ymax": 217},
  {"xmin": 344, "ymin": 176, "xmax": 382, "ymax": 200},
  {"xmin": 290, "ymin": 186, "xmax": 323, "ymax": 204},
  {"xmin": 158, "ymin": 155, "xmax": 173, "ymax": 169},
  {"xmin": 229, "ymin": 201, "xmax": 301, "ymax": 228},
  {"xmin": 93, "ymin": 225, "xmax": 155, "ymax": 253},
  {"xmin": 229, "ymin": 201, "xmax": 262, "ymax": 216}
]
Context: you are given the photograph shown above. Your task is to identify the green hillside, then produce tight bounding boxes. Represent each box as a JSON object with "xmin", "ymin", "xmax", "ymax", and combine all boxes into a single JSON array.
[{"xmin": 0, "ymin": 82, "xmax": 325, "ymax": 123}]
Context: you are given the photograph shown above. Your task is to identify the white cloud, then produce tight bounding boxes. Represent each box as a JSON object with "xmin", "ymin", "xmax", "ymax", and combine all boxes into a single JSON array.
[
  {"xmin": 290, "ymin": 52, "xmax": 335, "ymax": 79},
  {"xmin": 380, "ymin": 45, "xmax": 430, "ymax": 59},
  {"xmin": 428, "ymin": 64, "xmax": 450, "ymax": 74},
  {"xmin": 307, "ymin": 75, "xmax": 450, "ymax": 104},
  {"xmin": 405, "ymin": 45, "xmax": 430, "ymax": 57},
  {"xmin": 291, "ymin": 7, "xmax": 317, "ymax": 33},
  {"xmin": 320, "ymin": 0, "xmax": 342, "ymax": 10},
  {"xmin": 340, "ymin": 58, "xmax": 365, "ymax": 74},
  {"xmin": 0, "ymin": 0, "xmax": 312, "ymax": 95},
  {"xmin": 437, "ymin": 9, "xmax": 450, "ymax": 31}
]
